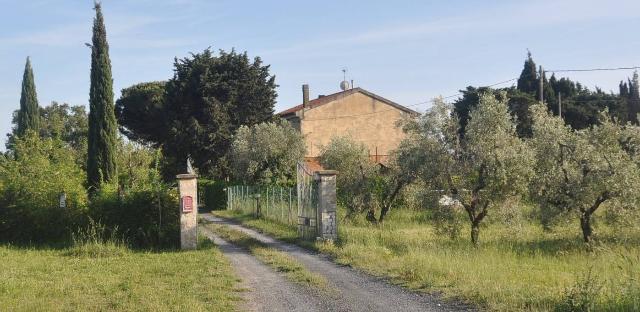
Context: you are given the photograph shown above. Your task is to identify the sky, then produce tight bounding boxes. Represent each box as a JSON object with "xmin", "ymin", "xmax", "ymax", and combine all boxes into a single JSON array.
[{"xmin": 1, "ymin": 0, "xmax": 640, "ymax": 149}]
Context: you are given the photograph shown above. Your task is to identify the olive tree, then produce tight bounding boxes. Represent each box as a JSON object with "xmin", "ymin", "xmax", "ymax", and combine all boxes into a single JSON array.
[
  {"xmin": 230, "ymin": 119, "xmax": 305, "ymax": 186},
  {"xmin": 400, "ymin": 93, "xmax": 533, "ymax": 245},
  {"xmin": 529, "ymin": 103, "xmax": 640, "ymax": 243},
  {"xmin": 319, "ymin": 135, "xmax": 414, "ymax": 223},
  {"xmin": 319, "ymin": 135, "xmax": 375, "ymax": 219}
]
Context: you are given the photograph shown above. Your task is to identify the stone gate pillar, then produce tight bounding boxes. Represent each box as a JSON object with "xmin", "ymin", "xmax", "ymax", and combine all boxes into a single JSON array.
[
  {"xmin": 177, "ymin": 173, "xmax": 198, "ymax": 250},
  {"xmin": 314, "ymin": 170, "xmax": 338, "ymax": 241}
]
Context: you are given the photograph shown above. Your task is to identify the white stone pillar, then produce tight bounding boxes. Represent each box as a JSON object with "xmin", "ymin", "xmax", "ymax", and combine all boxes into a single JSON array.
[
  {"xmin": 314, "ymin": 170, "xmax": 338, "ymax": 241},
  {"xmin": 177, "ymin": 173, "xmax": 198, "ymax": 250}
]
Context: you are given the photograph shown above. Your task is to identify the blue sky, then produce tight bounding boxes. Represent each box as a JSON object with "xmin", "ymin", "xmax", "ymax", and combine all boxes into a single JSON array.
[{"xmin": 1, "ymin": 0, "xmax": 640, "ymax": 149}]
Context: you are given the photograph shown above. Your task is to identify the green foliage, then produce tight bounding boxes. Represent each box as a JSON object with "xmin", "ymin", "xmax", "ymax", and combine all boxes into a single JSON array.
[
  {"xmin": 401, "ymin": 94, "xmax": 534, "ymax": 245},
  {"xmin": 87, "ymin": 2, "xmax": 118, "ymax": 190},
  {"xmin": 558, "ymin": 269, "xmax": 603, "ymax": 312},
  {"xmin": 91, "ymin": 143, "xmax": 179, "ymax": 249},
  {"xmin": 199, "ymin": 179, "xmax": 227, "ymax": 211},
  {"xmin": 116, "ymin": 141, "xmax": 163, "ymax": 191},
  {"xmin": 0, "ymin": 133, "xmax": 88, "ymax": 244},
  {"xmin": 7, "ymin": 102, "xmax": 88, "ymax": 158},
  {"xmin": 90, "ymin": 181, "xmax": 179, "ymax": 249},
  {"xmin": 115, "ymin": 81, "xmax": 167, "ymax": 144},
  {"xmin": 114, "ymin": 48, "xmax": 277, "ymax": 179},
  {"xmin": 529, "ymin": 103, "xmax": 640, "ymax": 242},
  {"xmin": 17, "ymin": 57, "xmax": 40, "ymax": 137},
  {"xmin": 230, "ymin": 119, "xmax": 305, "ymax": 185},
  {"xmin": 319, "ymin": 136, "xmax": 375, "ymax": 216},
  {"xmin": 454, "ymin": 86, "xmax": 538, "ymax": 137},
  {"xmin": 517, "ymin": 51, "xmax": 538, "ymax": 95},
  {"xmin": 39, "ymin": 102, "xmax": 88, "ymax": 153}
]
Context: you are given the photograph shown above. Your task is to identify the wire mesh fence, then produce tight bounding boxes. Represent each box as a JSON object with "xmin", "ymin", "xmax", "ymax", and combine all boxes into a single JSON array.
[{"xmin": 226, "ymin": 185, "xmax": 297, "ymax": 226}]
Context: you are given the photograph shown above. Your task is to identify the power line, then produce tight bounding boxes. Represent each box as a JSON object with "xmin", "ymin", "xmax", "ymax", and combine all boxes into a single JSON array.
[
  {"xmin": 299, "ymin": 77, "xmax": 519, "ymax": 121},
  {"xmin": 546, "ymin": 66, "xmax": 640, "ymax": 73}
]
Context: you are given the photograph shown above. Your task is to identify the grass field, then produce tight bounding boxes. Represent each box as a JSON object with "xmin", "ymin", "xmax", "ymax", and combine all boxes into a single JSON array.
[
  {"xmin": 0, "ymin": 239, "xmax": 241, "ymax": 311},
  {"xmin": 214, "ymin": 209, "xmax": 640, "ymax": 311}
]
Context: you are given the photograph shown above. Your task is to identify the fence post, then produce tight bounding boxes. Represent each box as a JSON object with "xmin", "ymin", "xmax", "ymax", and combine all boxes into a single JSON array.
[
  {"xmin": 314, "ymin": 170, "xmax": 338, "ymax": 242},
  {"xmin": 177, "ymin": 173, "xmax": 198, "ymax": 250},
  {"xmin": 288, "ymin": 188, "xmax": 292, "ymax": 224}
]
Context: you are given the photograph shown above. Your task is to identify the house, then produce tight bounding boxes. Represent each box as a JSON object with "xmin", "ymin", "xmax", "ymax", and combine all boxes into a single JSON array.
[{"xmin": 278, "ymin": 83, "xmax": 419, "ymax": 166}]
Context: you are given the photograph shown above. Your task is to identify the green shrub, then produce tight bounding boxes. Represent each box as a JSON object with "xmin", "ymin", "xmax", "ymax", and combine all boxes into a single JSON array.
[
  {"xmin": 90, "ymin": 182, "xmax": 179, "ymax": 249},
  {"xmin": 0, "ymin": 133, "xmax": 88, "ymax": 244},
  {"xmin": 199, "ymin": 179, "xmax": 227, "ymax": 211}
]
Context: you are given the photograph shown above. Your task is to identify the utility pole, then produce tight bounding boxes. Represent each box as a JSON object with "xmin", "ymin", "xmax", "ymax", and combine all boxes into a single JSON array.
[
  {"xmin": 539, "ymin": 65, "xmax": 544, "ymax": 103},
  {"xmin": 558, "ymin": 92, "xmax": 562, "ymax": 118}
]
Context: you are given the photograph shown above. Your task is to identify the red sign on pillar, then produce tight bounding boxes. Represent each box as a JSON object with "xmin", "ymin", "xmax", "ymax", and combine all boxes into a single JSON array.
[{"xmin": 181, "ymin": 196, "xmax": 193, "ymax": 213}]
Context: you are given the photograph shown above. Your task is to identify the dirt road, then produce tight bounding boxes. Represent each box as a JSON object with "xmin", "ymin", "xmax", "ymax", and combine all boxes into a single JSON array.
[{"xmin": 201, "ymin": 214, "xmax": 473, "ymax": 312}]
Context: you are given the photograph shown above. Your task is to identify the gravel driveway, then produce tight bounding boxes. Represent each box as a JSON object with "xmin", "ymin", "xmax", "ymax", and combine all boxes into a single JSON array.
[{"xmin": 201, "ymin": 213, "xmax": 474, "ymax": 312}]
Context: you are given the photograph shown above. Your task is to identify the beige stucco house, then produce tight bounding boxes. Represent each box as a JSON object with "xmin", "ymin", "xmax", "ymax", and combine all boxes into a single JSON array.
[{"xmin": 278, "ymin": 84, "xmax": 419, "ymax": 165}]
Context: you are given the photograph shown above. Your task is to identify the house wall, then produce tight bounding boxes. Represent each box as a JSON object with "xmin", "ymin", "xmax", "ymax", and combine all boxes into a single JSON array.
[{"xmin": 299, "ymin": 92, "xmax": 409, "ymax": 158}]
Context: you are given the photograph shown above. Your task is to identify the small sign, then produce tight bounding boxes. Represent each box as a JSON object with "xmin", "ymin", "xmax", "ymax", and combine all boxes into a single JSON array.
[
  {"xmin": 59, "ymin": 192, "xmax": 66, "ymax": 209},
  {"xmin": 181, "ymin": 196, "xmax": 193, "ymax": 213}
]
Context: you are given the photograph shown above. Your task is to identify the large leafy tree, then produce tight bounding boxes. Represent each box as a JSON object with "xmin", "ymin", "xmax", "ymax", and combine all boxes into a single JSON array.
[
  {"xmin": 117, "ymin": 48, "xmax": 277, "ymax": 179},
  {"xmin": 87, "ymin": 2, "xmax": 118, "ymax": 190},
  {"xmin": 39, "ymin": 102, "xmax": 88, "ymax": 154},
  {"xmin": 115, "ymin": 81, "xmax": 166, "ymax": 144},
  {"xmin": 402, "ymin": 94, "xmax": 533, "ymax": 245},
  {"xmin": 230, "ymin": 119, "xmax": 305, "ymax": 186},
  {"xmin": 529, "ymin": 103, "xmax": 640, "ymax": 243},
  {"xmin": 17, "ymin": 57, "xmax": 40, "ymax": 137}
]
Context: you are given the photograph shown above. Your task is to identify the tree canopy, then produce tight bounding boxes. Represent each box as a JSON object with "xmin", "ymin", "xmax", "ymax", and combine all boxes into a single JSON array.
[
  {"xmin": 529, "ymin": 103, "xmax": 640, "ymax": 243},
  {"xmin": 116, "ymin": 48, "xmax": 277, "ymax": 179},
  {"xmin": 401, "ymin": 93, "xmax": 534, "ymax": 245},
  {"xmin": 229, "ymin": 119, "xmax": 305, "ymax": 186}
]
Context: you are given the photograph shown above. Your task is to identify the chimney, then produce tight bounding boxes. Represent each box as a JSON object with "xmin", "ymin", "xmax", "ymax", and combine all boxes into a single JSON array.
[
  {"xmin": 302, "ymin": 84, "xmax": 309, "ymax": 108},
  {"xmin": 301, "ymin": 84, "xmax": 309, "ymax": 119}
]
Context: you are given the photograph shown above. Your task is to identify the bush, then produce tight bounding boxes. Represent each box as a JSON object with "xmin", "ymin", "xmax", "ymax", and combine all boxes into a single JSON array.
[
  {"xmin": 199, "ymin": 179, "xmax": 227, "ymax": 211},
  {"xmin": 90, "ymin": 182, "xmax": 179, "ymax": 249},
  {"xmin": 0, "ymin": 133, "xmax": 88, "ymax": 244}
]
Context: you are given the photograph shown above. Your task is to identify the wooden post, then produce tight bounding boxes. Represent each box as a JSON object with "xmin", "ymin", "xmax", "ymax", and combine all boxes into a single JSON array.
[
  {"xmin": 558, "ymin": 92, "xmax": 562, "ymax": 118},
  {"xmin": 539, "ymin": 65, "xmax": 544, "ymax": 104}
]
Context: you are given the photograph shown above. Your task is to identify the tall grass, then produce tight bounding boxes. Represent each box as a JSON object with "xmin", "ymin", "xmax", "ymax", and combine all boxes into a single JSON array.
[
  {"xmin": 65, "ymin": 219, "xmax": 127, "ymax": 258},
  {"xmin": 215, "ymin": 209, "xmax": 640, "ymax": 311}
]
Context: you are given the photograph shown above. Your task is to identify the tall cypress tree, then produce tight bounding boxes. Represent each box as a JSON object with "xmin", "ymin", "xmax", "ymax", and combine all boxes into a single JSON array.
[
  {"xmin": 628, "ymin": 71, "xmax": 640, "ymax": 124},
  {"xmin": 87, "ymin": 2, "xmax": 117, "ymax": 190},
  {"xmin": 17, "ymin": 57, "xmax": 40, "ymax": 136},
  {"xmin": 517, "ymin": 51, "xmax": 538, "ymax": 95}
]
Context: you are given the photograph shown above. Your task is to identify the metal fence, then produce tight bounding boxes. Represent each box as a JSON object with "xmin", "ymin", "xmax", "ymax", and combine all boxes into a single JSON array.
[{"xmin": 226, "ymin": 185, "xmax": 297, "ymax": 225}]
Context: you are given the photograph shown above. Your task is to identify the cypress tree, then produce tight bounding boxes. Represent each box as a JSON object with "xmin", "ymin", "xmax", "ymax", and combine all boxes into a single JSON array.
[
  {"xmin": 87, "ymin": 2, "xmax": 117, "ymax": 190},
  {"xmin": 628, "ymin": 71, "xmax": 640, "ymax": 124},
  {"xmin": 17, "ymin": 57, "xmax": 40, "ymax": 136},
  {"xmin": 517, "ymin": 51, "xmax": 538, "ymax": 95}
]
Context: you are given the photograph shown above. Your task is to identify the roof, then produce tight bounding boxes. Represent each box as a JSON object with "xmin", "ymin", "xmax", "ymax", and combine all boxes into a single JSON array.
[{"xmin": 277, "ymin": 87, "xmax": 420, "ymax": 116}]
